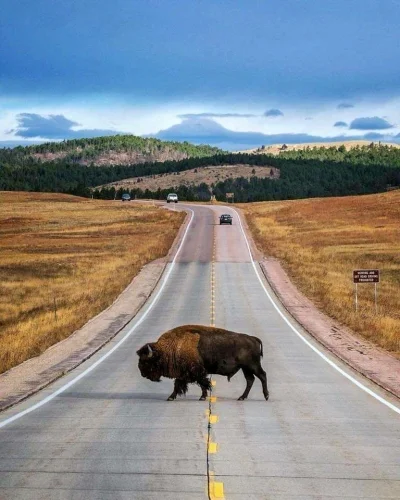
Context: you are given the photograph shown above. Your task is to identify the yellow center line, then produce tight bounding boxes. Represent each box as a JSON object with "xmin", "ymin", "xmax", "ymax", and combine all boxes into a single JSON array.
[
  {"xmin": 207, "ymin": 217, "xmax": 224, "ymax": 500},
  {"xmin": 209, "ymin": 481, "xmax": 225, "ymax": 499},
  {"xmin": 209, "ymin": 415, "xmax": 219, "ymax": 424},
  {"xmin": 210, "ymin": 222, "xmax": 216, "ymax": 327},
  {"xmin": 208, "ymin": 442, "xmax": 218, "ymax": 454}
]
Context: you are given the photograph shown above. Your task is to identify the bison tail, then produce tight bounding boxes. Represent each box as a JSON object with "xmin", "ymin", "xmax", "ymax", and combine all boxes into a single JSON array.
[{"xmin": 257, "ymin": 338, "xmax": 264, "ymax": 357}]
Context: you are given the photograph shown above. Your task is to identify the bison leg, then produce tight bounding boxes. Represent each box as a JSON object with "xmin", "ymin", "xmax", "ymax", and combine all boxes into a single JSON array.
[
  {"xmin": 198, "ymin": 377, "xmax": 211, "ymax": 401},
  {"xmin": 238, "ymin": 368, "xmax": 255, "ymax": 401},
  {"xmin": 227, "ymin": 367, "xmax": 240, "ymax": 382},
  {"xmin": 167, "ymin": 379, "xmax": 188, "ymax": 401},
  {"xmin": 254, "ymin": 365, "xmax": 269, "ymax": 401}
]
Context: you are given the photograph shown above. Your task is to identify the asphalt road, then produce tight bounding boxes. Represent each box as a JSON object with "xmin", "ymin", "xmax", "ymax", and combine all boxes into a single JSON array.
[{"xmin": 1, "ymin": 204, "xmax": 399, "ymax": 499}]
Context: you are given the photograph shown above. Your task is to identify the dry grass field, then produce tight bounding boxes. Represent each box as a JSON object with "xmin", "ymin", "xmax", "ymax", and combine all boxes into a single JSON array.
[
  {"xmin": 100, "ymin": 164, "xmax": 279, "ymax": 191},
  {"xmin": 242, "ymin": 191, "xmax": 400, "ymax": 355},
  {"xmin": 0, "ymin": 192, "xmax": 184, "ymax": 374}
]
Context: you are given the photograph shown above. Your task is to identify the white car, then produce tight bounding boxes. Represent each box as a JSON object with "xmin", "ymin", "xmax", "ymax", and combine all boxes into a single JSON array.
[{"xmin": 167, "ymin": 193, "xmax": 178, "ymax": 203}]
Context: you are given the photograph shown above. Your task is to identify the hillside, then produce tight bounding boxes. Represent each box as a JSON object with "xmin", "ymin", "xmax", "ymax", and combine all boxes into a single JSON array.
[
  {"xmin": 100, "ymin": 164, "xmax": 279, "ymax": 192},
  {"xmin": 2, "ymin": 135, "xmax": 224, "ymax": 167},
  {"xmin": 238, "ymin": 140, "xmax": 400, "ymax": 155}
]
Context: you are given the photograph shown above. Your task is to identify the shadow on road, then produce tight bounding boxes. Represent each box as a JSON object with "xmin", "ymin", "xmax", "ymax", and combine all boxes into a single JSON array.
[{"xmin": 57, "ymin": 391, "xmax": 168, "ymax": 401}]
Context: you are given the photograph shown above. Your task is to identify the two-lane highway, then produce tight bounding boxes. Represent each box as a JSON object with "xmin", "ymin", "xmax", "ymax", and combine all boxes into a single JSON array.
[{"xmin": 1, "ymin": 204, "xmax": 399, "ymax": 499}]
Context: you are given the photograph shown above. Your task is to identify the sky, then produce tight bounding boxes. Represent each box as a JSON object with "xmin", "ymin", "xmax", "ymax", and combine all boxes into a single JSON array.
[{"xmin": 1, "ymin": 0, "xmax": 400, "ymax": 150}]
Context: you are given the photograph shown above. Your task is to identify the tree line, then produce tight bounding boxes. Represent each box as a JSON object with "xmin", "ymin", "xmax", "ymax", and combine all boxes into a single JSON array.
[
  {"xmin": 92, "ymin": 159, "xmax": 399, "ymax": 202},
  {"xmin": 1, "ymin": 144, "xmax": 399, "ymax": 202},
  {"xmin": 5, "ymin": 135, "xmax": 223, "ymax": 163}
]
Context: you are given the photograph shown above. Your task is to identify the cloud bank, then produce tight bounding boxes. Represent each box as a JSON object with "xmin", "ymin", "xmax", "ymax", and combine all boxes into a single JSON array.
[
  {"xmin": 178, "ymin": 112, "xmax": 256, "ymax": 119},
  {"xmin": 337, "ymin": 103, "xmax": 355, "ymax": 109},
  {"xmin": 363, "ymin": 132, "xmax": 386, "ymax": 140},
  {"xmin": 155, "ymin": 117, "xmax": 398, "ymax": 150},
  {"xmin": 10, "ymin": 113, "xmax": 125, "ymax": 140},
  {"xmin": 334, "ymin": 121, "xmax": 348, "ymax": 128},
  {"xmin": 349, "ymin": 117, "xmax": 394, "ymax": 130},
  {"xmin": 264, "ymin": 109, "xmax": 284, "ymax": 117},
  {"xmin": 4, "ymin": 112, "xmax": 399, "ymax": 151}
]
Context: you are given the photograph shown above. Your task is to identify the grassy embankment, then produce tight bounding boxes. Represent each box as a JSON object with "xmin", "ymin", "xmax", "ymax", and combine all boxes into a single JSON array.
[
  {"xmin": 0, "ymin": 192, "xmax": 184, "ymax": 374},
  {"xmin": 242, "ymin": 191, "xmax": 400, "ymax": 356}
]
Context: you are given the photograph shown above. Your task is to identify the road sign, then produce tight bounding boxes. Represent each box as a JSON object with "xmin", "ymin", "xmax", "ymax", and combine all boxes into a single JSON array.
[
  {"xmin": 353, "ymin": 270, "xmax": 380, "ymax": 313},
  {"xmin": 353, "ymin": 270, "xmax": 380, "ymax": 283}
]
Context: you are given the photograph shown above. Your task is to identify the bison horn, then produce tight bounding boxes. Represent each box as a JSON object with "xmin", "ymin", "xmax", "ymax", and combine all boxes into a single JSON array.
[{"xmin": 147, "ymin": 344, "xmax": 153, "ymax": 357}]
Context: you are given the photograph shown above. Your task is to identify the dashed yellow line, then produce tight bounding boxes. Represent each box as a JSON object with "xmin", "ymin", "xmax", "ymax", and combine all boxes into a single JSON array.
[
  {"xmin": 208, "ymin": 441, "xmax": 218, "ymax": 454},
  {"xmin": 210, "ymin": 260, "xmax": 215, "ymax": 326},
  {"xmin": 209, "ymin": 414, "xmax": 219, "ymax": 424},
  {"xmin": 207, "ymin": 217, "xmax": 224, "ymax": 499},
  {"xmin": 209, "ymin": 480, "xmax": 225, "ymax": 499},
  {"xmin": 210, "ymin": 222, "xmax": 216, "ymax": 327}
]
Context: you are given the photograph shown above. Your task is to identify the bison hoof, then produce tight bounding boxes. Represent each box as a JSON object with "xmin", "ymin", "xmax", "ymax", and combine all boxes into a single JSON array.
[
  {"xmin": 199, "ymin": 396, "xmax": 206, "ymax": 401},
  {"xmin": 237, "ymin": 396, "xmax": 246, "ymax": 401},
  {"xmin": 265, "ymin": 394, "xmax": 269, "ymax": 401},
  {"xmin": 167, "ymin": 396, "xmax": 176, "ymax": 401}
]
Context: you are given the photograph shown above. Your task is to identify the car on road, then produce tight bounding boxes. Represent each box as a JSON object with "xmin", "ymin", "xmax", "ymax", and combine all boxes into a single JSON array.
[
  {"xmin": 121, "ymin": 193, "xmax": 131, "ymax": 201},
  {"xmin": 219, "ymin": 214, "xmax": 232, "ymax": 225},
  {"xmin": 167, "ymin": 193, "xmax": 178, "ymax": 203}
]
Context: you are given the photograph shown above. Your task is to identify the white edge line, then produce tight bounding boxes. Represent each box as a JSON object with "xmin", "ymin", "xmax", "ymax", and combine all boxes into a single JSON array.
[
  {"xmin": 230, "ymin": 207, "xmax": 400, "ymax": 416},
  {"xmin": 0, "ymin": 209, "xmax": 195, "ymax": 428}
]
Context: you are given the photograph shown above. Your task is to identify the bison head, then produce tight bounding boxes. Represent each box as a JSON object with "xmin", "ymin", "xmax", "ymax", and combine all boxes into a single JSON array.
[{"xmin": 136, "ymin": 343, "xmax": 162, "ymax": 382}]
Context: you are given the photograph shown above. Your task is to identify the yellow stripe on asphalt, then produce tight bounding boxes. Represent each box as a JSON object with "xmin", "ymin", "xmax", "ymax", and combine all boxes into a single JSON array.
[
  {"xmin": 209, "ymin": 481, "xmax": 225, "ymax": 499},
  {"xmin": 208, "ymin": 441, "xmax": 218, "ymax": 453}
]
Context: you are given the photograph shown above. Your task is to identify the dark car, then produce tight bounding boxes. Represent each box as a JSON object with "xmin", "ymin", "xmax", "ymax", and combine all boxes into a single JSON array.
[
  {"xmin": 121, "ymin": 193, "xmax": 131, "ymax": 202},
  {"xmin": 219, "ymin": 214, "xmax": 232, "ymax": 225}
]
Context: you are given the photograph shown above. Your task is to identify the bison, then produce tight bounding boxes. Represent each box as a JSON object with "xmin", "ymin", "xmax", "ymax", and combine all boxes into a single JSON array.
[{"xmin": 136, "ymin": 325, "xmax": 269, "ymax": 401}]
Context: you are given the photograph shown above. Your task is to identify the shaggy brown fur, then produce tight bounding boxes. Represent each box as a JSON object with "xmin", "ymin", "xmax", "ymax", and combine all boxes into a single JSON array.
[{"xmin": 154, "ymin": 327, "xmax": 206, "ymax": 381}]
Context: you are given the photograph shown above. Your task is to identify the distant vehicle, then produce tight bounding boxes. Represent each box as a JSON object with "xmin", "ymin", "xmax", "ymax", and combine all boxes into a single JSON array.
[
  {"xmin": 219, "ymin": 214, "xmax": 232, "ymax": 225},
  {"xmin": 167, "ymin": 193, "xmax": 178, "ymax": 203},
  {"xmin": 121, "ymin": 193, "xmax": 131, "ymax": 201}
]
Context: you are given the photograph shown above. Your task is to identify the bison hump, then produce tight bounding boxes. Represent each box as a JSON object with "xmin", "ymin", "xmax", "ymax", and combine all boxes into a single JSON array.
[{"xmin": 155, "ymin": 328, "xmax": 204, "ymax": 380}]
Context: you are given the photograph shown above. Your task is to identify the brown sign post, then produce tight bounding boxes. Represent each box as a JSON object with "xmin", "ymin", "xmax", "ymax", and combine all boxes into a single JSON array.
[{"xmin": 353, "ymin": 269, "xmax": 380, "ymax": 313}]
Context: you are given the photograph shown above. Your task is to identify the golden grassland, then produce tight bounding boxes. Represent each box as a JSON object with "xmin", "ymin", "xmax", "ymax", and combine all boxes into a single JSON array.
[
  {"xmin": 242, "ymin": 191, "xmax": 400, "ymax": 356},
  {"xmin": 0, "ymin": 192, "xmax": 184, "ymax": 374}
]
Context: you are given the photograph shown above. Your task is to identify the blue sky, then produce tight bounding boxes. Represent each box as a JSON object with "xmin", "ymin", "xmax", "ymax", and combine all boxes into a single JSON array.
[{"xmin": 1, "ymin": 0, "xmax": 400, "ymax": 149}]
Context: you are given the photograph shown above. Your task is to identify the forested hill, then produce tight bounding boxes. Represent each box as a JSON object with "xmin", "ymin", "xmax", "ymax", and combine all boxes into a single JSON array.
[
  {"xmin": 1, "ymin": 144, "xmax": 400, "ymax": 202},
  {"xmin": 278, "ymin": 143, "xmax": 400, "ymax": 165},
  {"xmin": 1, "ymin": 135, "xmax": 223, "ymax": 166}
]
